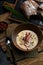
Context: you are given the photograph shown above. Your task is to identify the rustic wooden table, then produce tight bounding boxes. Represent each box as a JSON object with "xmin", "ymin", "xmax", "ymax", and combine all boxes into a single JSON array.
[{"xmin": 0, "ymin": 23, "xmax": 43, "ymax": 65}]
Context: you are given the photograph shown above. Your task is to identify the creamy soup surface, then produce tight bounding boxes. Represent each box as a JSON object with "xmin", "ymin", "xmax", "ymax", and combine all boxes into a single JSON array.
[{"xmin": 16, "ymin": 30, "xmax": 38, "ymax": 50}]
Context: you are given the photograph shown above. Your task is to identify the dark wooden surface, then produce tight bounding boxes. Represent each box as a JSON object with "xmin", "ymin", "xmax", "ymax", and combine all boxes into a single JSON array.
[
  {"xmin": 0, "ymin": 0, "xmax": 43, "ymax": 65},
  {"xmin": 0, "ymin": 23, "xmax": 43, "ymax": 65},
  {"xmin": 7, "ymin": 23, "xmax": 43, "ymax": 65}
]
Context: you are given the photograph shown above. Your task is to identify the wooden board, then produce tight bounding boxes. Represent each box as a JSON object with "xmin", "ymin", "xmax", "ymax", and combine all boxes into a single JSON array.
[
  {"xmin": 7, "ymin": 23, "xmax": 43, "ymax": 65},
  {"xmin": 0, "ymin": 23, "xmax": 43, "ymax": 65}
]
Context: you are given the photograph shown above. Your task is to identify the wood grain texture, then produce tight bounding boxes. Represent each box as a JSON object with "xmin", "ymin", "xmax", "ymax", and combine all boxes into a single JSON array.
[
  {"xmin": 6, "ymin": 23, "xmax": 43, "ymax": 65},
  {"xmin": 0, "ymin": 13, "xmax": 11, "ymax": 22},
  {"xmin": 7, "ymin": 24, "xmax": 43, "ymax": 65},
  {"xmin": 0, "ymin": 23, "xmax": 43, "ymax": 65},
  {"xmin": 17, "ymin": 52, "xmax": 43, "ymax": 65}
]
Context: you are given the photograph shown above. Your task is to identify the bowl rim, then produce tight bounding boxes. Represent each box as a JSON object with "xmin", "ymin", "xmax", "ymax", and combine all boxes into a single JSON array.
[{"xmin": 12, "ymin": 23, "xmax": 42, "ymax": 52}]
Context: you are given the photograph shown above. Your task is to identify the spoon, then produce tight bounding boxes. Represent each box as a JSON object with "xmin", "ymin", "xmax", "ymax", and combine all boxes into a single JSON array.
[{"xmin": 6, "ymin": 37, "xmax": 17, "ymax": 65}]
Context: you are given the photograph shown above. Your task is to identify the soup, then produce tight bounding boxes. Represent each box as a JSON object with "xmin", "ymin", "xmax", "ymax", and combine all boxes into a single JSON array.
[{"xmin": 16, "ymin": 30, "xmax": 38, "ymax": 50}]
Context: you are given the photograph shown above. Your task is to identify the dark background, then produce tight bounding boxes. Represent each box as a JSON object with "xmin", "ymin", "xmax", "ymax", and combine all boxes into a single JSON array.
[{"xmin": 0, "ymin": 0, "xmax": 43, "ymax": 65}]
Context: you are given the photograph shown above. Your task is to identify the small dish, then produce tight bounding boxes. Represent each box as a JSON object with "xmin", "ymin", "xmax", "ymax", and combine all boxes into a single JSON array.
[
  {"xmin": 12, "ymin": 23, "xmax": 42, "ymax": 52},
  {"xmin": 0, "ymin": 22, "xmax": 8, "ymax": 42}
]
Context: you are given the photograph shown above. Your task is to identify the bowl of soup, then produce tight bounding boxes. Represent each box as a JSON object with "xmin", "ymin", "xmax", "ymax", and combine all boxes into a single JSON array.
[{"xmin": 12, "ymin": 23, "xmax": 42, "ymax": 51}]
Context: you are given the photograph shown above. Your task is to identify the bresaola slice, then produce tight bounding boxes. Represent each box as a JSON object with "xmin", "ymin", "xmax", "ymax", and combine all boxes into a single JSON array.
[
  {"xmin": 39, "ymin": 4, "xmax": 43, "ymax": 10},
  {"xmin": 38, "ymin": 4, "xmax": 43, "ymax": 16},
  {"xmin": 21, "ymin": 0, "xmax": 39, "ymax": 18},
  {"xmin": 21, "ymin": 0, "xmax": 43, "ymax": 18},
  {"xmin": 34, "ymin": 0, "xmax": 43, "ymax": 2},
  {"xmin": 0, "ymin": 22, "xmax": 8, "ymax": 31}
]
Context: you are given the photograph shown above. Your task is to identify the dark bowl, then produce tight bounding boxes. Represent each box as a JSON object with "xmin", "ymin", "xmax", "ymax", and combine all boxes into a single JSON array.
[{"xmin": 12, "ymin": 23, "xmax": 42, "ymax": 52}]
